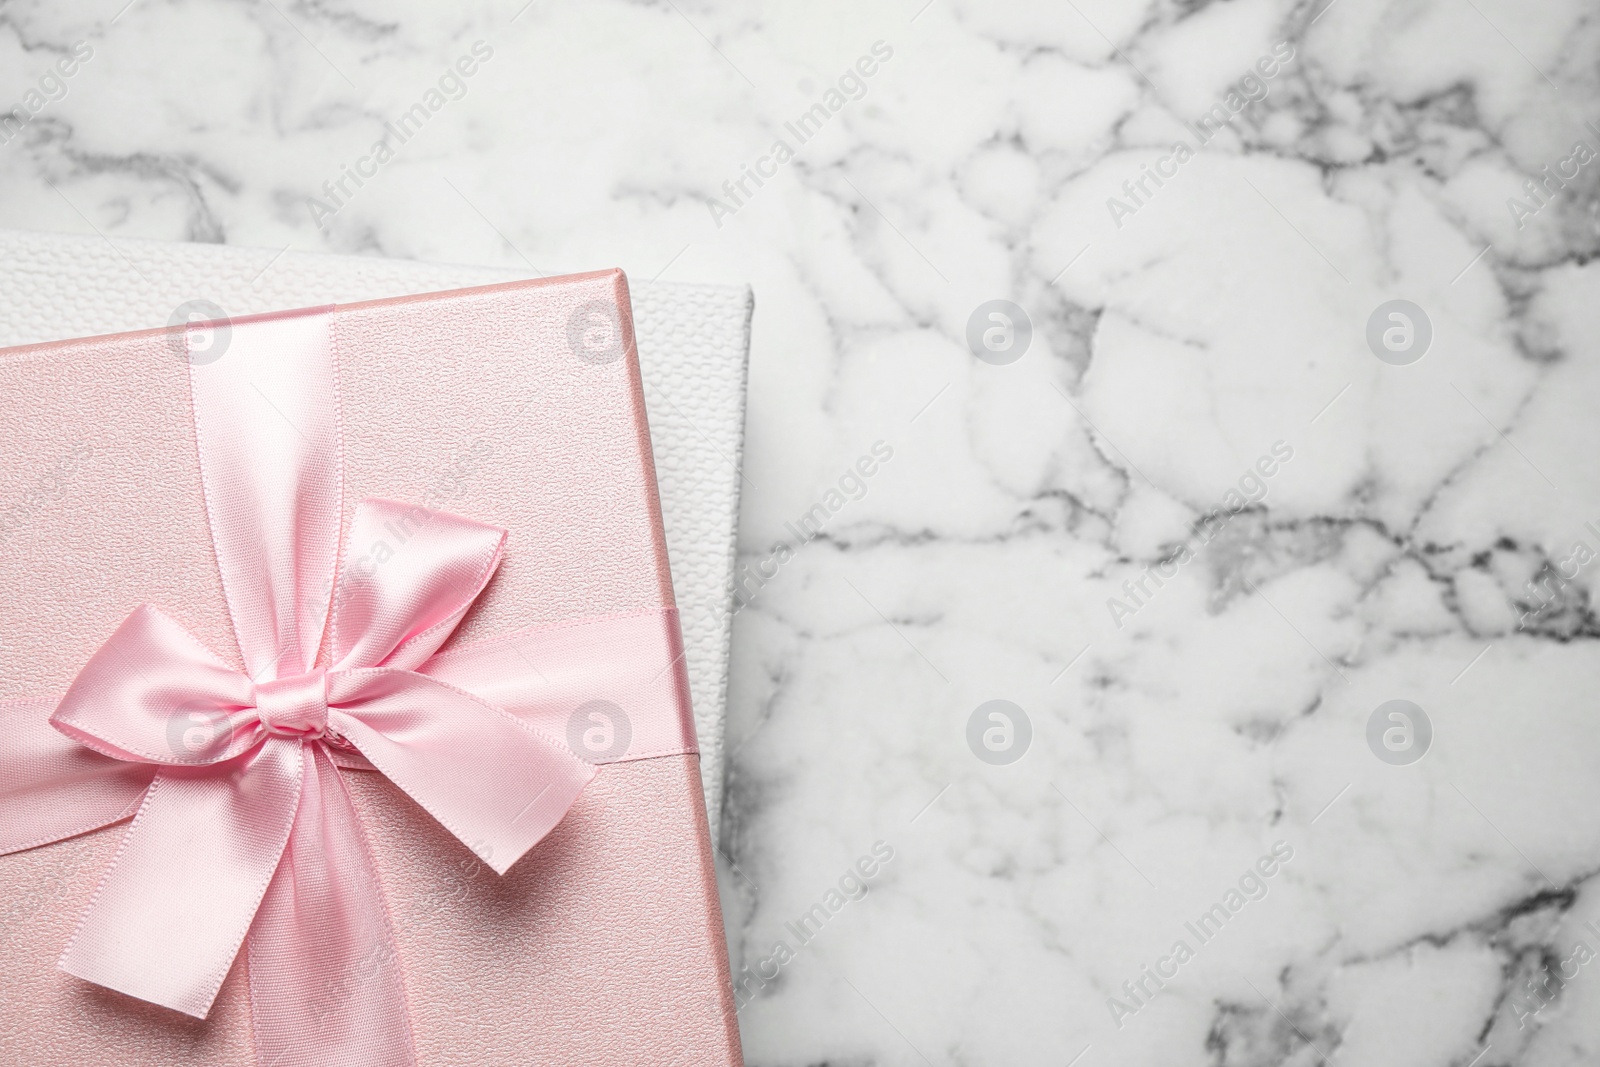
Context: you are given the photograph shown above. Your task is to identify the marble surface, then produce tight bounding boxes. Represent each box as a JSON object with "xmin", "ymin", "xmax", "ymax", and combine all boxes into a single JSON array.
[{"xmin": 2, "ymin": 1, "xmax": 1599, "ymax": 1065}]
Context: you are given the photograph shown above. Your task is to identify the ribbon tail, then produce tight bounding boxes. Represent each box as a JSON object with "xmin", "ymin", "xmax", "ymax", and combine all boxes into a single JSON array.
[
  {"xmin": 329, "ymin": 670, "xmax": 594, "ymax": 875},
  {"xmin": 0, "ymin": 700, "xmax": 155, "ymax": 855},
  {"xmin": 58, "ymin": 738, "xmax": 304, "ymax": 1018},
  {"xmin": 248, "ymin": 745, "xmax": 417, "ymax": 1067}
]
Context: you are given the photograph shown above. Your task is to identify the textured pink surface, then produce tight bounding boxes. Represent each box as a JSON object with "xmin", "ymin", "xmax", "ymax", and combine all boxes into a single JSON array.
[{"xmin": 0, "ymin": 272, "xmax": 742, "ymax": 1065}]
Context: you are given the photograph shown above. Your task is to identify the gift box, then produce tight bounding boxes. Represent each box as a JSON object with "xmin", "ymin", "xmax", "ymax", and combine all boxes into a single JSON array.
[
  {"xmin": 0, "ymin": 227, "xmax": 751, "ymax": 845},
  {"xmin": 0, "ymin": 225, "xmax": 748, "ymax": 844},
  {"xmin": 0, "ymin": 272, "xmax": 744, "ymax": 1065}
]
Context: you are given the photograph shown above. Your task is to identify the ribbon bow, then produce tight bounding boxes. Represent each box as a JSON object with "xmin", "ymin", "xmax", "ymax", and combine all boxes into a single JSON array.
[
  {"xmin": 49, "ymin": 496, "xmax": 593, "ymax": 1021},
  {"xmin": 0, "ymin": 306, "xmax": 695, "ymax": 1067}
]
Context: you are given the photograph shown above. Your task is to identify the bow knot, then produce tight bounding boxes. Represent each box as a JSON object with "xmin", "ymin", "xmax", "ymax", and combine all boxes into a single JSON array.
[{"xmin": 254, "ymin": 670, "xmax": 329, "ymax": 739}]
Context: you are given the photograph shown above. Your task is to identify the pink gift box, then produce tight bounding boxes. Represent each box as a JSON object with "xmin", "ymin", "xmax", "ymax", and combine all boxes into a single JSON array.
[{"xmin": 0, "ymin": 272, "xmax": 743, "ymax": 1066}]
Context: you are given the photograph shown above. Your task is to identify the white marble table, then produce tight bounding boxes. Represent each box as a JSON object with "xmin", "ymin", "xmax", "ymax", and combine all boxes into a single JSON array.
[{"xmin": 3, "ymin": 2, "xmax": 1598, "ymax": 1064}]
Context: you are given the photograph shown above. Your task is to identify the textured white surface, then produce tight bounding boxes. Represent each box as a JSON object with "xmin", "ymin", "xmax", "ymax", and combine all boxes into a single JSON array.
[{"xmin": 0, "ymin": 227, "xmax": 750, "ymax": 842}]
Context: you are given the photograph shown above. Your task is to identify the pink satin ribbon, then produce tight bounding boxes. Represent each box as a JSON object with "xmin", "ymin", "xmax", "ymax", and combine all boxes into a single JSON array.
[{"xmin": 0, "ymin": 306, "xmax": 696, "ymax": 1067}]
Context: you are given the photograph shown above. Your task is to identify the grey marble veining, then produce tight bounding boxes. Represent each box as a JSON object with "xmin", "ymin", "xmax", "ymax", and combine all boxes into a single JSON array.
[{"xmin": 2, "ymin": 1, "xmax": 1599, "ymax": 1064}]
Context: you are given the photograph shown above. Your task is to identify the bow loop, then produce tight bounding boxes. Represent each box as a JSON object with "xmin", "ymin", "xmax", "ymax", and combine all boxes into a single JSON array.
[
  {"xmin": 331, "ymin": 498, "xmax": 508, "ymax": 673},
  {"xmin": 51, "ymin": 604, "xmax": 259, "ymax": 767},
  {"xmin": 0, "ymin": 700, "xmax": 154, "ymax": 856}
]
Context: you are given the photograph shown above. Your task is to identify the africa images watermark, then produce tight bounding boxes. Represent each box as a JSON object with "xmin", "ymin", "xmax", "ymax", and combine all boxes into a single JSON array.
[
  {"xmin": 731, "ymin": 840, "xmax": 896, "ymax": 1012},
  {"xmin": 707, "ymin": 40, "xmax": 895, "ymax": 229},
  {"xmin": 1107, "ymin": 841, "xmax": 1296, "ymax": 1029},
  {"xmin": 731, "ymin": 440, "xmax": 894, "ymax": 615},
  {"xmin": 313, "ymin": 938, "xmax": 401, "ymax": 1029},
  {"xmin": 0, "ymin": 440, "xmax": 92, "ymax": 547},
  {"xmin": 1105, "ymin": 441, "xmax": 1294, "ymax": 629},
  {"xmin": 250, "ymin": 435, "xmax": 497, "ymax": 623},
  {"xmin": 1513, "ymin": 519, "xmax": 1600, "ymax": 630},
  {"xmin": 1507, "ymin": 137, "xmax": 1596, "ymax": 230},
  {"xmin": 307, "ymin": 40, "xmax": 495, "ymax": 229},
  {"xmin": 335, "ymin": 437, "xmax": 496, "ymax": 599},
  {"xmin": 1511, "ymin": 918, "xmax": 1600, "ymax": 1030},
  {"xmin": 0, "ymin": 40, "xmax": 94, "ymax": 147},
  {"xmin": 1106, "ymin": 40, "xmax": 1296, "ymax": 229}
]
